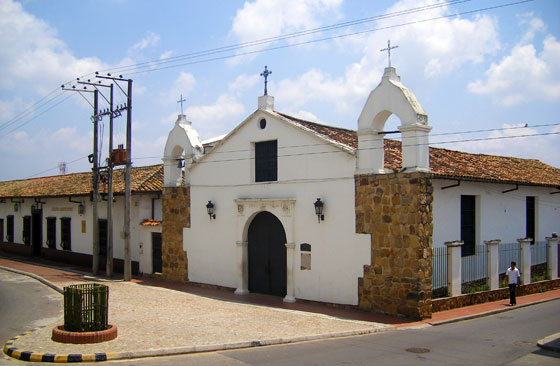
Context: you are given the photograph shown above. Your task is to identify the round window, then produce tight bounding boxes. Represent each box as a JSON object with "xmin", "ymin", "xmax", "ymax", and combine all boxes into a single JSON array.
[{"xmin": 259, "ymin": 118, "xmax": 266, "ymax": 129}]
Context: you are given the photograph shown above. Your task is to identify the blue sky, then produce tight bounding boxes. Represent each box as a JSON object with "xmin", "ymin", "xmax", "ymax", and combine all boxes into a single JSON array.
[{"xmin": 0, "ymin": 0, "xmax": 559, "ymax": 181}]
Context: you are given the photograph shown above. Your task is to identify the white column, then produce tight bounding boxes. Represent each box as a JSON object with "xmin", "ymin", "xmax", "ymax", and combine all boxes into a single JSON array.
[
  {"xmin": 356, "ymin": 130, "xmax": 386, "ymax": 174},
  {"xmin": 234, "ymin": 241, "xmax": 249, "ymax": 295},
  {"xmin": 518, "ymin": 238, "xmax": 532, "ymax": 285},
  {"xmin": 284, "ymin": 243, "xmax": 296, "ymax": 303},
  {"xmin": 444, "ymin": 241, "xmax": 463, "ymax": 297},
  {"xmin": 546, "ymin": 236, "xmax": 559, "ymax": 280},
  {"xmin": 398, "ymin": 124, "xmax": 432, "ymax": 172},
  {"xmin": 484, "ymin": 240, "xmax": 501, "ymax": 290}
]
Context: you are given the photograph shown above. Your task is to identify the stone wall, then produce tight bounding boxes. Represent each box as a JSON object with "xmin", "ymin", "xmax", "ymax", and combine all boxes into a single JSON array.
[
  {"xmin": 162, "ymin": 187, "xmax": 190, "ymax": 282},
  {"xmin": 356, "ymin": 172, "xmax": 433, "ymax": 320},
  {"xmin": 432, "ymin": 279, "xmax": 560, "ymax": 312}
]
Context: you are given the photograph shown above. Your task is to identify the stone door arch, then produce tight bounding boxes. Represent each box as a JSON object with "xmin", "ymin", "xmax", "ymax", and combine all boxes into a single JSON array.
[{"xmin": 234, "ymin": 199, "xmax": 296, "ymax": 302}]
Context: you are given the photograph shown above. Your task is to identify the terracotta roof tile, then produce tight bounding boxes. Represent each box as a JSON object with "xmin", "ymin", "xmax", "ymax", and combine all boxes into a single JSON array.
[
  {"xmin": 0, "ymin": 165, "xmax": 163, "ymax": 198},
  {"xmin": 140, "ymin": 219, "xmax": 162, "ymax": 226},
  {"xmin": 280, "ymin": 112, "xmax": 560, "ymax": 188}
]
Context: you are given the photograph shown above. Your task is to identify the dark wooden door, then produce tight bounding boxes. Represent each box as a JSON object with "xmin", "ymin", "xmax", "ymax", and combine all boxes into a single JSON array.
[
  {"xmin": 31, "ymin": 208, "xmax": 42, "ymax": 256},
  {"xmin": 98, "ymin": 219, "xmax": 107, "ymax": 256},
  {"xmin": 152, "ymin": 232, "xmax": 162, "ymax": 273},
  {"xmin": 248, "ymin": 211, "xmax": 287, "ymax": 297}
]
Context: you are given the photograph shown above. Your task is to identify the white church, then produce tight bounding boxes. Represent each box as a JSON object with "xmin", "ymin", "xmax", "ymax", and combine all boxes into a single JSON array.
[{"xmin": 160, "ymin": 65, "xmax": 560, "ymax": 319}]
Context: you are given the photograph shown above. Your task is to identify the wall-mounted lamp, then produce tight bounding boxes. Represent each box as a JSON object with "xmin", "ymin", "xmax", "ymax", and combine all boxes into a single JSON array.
[
  {"xmin": 206, "ymin": 201, "xmax": 216, "ymax": 220},
  {"xmin": 14, "ymin": 203, "xmax": 19, "ymax": 212},
  {"xmin": 78, "ymin": 203, "xmax": 85, "ymax": 215},
  {"xmin": 314, "ymin": 198, "xmax": 324, "ymax": 223}
]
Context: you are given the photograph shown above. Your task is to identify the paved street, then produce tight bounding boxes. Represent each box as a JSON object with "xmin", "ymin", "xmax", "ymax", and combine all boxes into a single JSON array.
[
  {"xmin": 0, "ymin": 270, "xmax": 61, "ymax": 346},
  {"xmin": 100, "ymin": 299, "xmax": 560, "ymax": 366}
]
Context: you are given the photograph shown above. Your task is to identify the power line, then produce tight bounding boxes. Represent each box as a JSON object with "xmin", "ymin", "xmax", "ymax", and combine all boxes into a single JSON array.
[
  {"xmin": 100, "ymin": 0, "xmax": 475, "ymax": 76},
  {"xmin": 124, "ymin": 0, "xmax": 534, "ymax": 76},
  {"xmin": 0, "ymin": 0, "xmax": 531, "ymax": 133}
]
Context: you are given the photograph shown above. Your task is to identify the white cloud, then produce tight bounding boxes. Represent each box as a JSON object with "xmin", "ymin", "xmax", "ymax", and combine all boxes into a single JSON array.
[
  {"xmin": 228, "ymin": 74, "xmax": 260, "ymax": 93},
  {"xmin": 377, "ymin": 0, "xmax": 500, "ymax": 78},
  {"xmin": 467, "ymin": 34, "xmax": 560, "ymax": 106},
  {"xmin": 160, "ymin": 72, "xmax": 197, "ymax": 110},
  {"xmin": 130, "ymin": 31, "xmax": 160, "ymax": 52},
  {"xmin": 185, "ymin": 95, "xmax": 245, "ymax": 138},
  {"xmin": 268, "ymin": 0, "xmax": 502, "ymax": 120},
  {"xmin": 228, "ymin": 0, "xmax": 343, "ymax": 63},
  {"xmin": 0, "ymin": 0, "xmax": 107, "ymax": 93}
]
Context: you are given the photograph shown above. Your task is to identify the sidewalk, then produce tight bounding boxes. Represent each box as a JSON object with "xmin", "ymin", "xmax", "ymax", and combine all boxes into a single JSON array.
[{"xmin": 2, "ymin": 255, "xmax": 560, "ymax": 362}]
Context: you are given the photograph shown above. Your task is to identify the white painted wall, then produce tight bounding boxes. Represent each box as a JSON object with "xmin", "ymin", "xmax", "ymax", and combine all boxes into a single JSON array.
[
  {"xmin": 433, "ymin": 180, "xmax": 560, "ymax": 247},
  {"xmin": 0, "ymin": 193, "xmax": 162, "ymax": 274},
  {"xmin": 184, "ymin": 110, "xmax": 371, "ymax": 305}
]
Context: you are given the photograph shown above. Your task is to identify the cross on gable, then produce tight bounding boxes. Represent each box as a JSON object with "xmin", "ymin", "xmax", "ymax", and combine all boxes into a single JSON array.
[
  {"xmin": 380, "ymin": 40, "xmax": 398, "ymax": 68},
  {"xmin": 260, "ymin": 66, "xmax": 272, "ymax": 96},
  {"xmin": 177, "ymin": 94, "xmax": 186, "ymax": 115}
]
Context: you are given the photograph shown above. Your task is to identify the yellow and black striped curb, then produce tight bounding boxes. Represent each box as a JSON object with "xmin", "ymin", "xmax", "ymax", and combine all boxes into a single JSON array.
[{"xmin": 3, "ymin": 326, "xmax": 117, "ymax": 363}]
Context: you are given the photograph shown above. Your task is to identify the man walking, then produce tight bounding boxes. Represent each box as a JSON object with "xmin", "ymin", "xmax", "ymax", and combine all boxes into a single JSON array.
[{"xmin": 503, "ymin": 261, "xmax": 520, "ymax": 306}]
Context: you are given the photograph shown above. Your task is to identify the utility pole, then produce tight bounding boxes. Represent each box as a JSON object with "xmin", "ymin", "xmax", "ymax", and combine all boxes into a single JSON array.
[
  {"xmin": 92, "ymin": 90, "xmax": 100, "ymax": 275},
  {"xmin": 61, "ymin": 84, "xmax": 100, "ymax": 275},
  {"xmin": 107, "ymin": 82, "xmax": 114, "ymax": 278},
  {"xmin": 97, "ymin": 74, "xmax": 132, "ymax": 281},
  {"xmin": 77, "ymin": 77, "xmax": 115, "ymax": 278}
]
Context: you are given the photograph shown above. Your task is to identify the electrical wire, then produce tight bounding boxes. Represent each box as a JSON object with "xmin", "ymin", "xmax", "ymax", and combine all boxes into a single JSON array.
[{"xmin": 0, "ymin": 0, "xmax": 533, "ymax": 134}]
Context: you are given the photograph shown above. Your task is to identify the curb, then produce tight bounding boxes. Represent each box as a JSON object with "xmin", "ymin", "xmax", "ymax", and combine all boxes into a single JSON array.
[
  {"xmin": 537, "ymin": 332, "xmax": 560, "ymax": 353},
  {"xmin": 428, "ymin": 296, "xmax": 560, "ymax": 326},
  {"xmin": 0, "ymin": 265, "xmax": 63, "ymax": 294},
  {"xmin": 3, "ymin": 325, "xmax": 392, "ymax": 363},
  {"xmin": 3, "ymin": 326, "xmax": 116, "ymax": 363}
]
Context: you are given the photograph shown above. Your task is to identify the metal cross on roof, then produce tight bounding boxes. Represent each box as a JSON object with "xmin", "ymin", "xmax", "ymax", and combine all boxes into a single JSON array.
[
  {"xmin": 177, "ymin": 94, "xmax": 186, "ymax": 115},
  {"xmin": 380, "ymin": 40, "xmax": 398, "ymax": 68},
  {"xmin": 260, "ymin": 66, "xmax": 272, "ymax": 96}
]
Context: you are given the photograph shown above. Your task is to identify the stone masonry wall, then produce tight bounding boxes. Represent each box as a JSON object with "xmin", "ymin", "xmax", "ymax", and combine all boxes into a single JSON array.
[
  {"xmin": 162, "ymin": 186, "xmax": 190, "ymax": 283},
  {"xmin": 356, "ymin": 172, "xmax": 433, "ymax": 320}
]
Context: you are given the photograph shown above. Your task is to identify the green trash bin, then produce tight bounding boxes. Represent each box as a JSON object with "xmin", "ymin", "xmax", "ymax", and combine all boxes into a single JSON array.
[{"xmin": 63, "ymin": 283, "xmax": 109, "ymax": 332}]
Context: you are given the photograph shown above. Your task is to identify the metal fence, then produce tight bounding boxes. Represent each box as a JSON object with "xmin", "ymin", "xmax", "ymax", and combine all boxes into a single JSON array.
[
  {"xmin": 63, "ymin": 283, "xmax": 109, "ymax": 332},
  {"xmin": 531, "ymin": 241, "xmax": 548, "ymax": 265},
  {"xmin": 432, "ymin": 246, "xmax": 448, "ymax": 298},
  {"xmin": 499, "ymin": 242, "xmax": 520, "ymax": 275},
  {"xmin": 461, "ymin": 245, "xmax": 488, "ymax": 293},
  {"xmin": 531, "ymin": 241, "xmax": 548, "ymax": 281}
]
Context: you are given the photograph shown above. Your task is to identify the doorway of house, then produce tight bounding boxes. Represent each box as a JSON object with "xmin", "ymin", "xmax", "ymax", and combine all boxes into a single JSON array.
[{"xmin": 248, "ymin": 211, "xmax": 287, "ymax": 297}]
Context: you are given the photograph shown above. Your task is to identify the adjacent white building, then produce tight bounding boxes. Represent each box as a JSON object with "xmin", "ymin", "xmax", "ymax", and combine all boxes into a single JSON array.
[{"xmin": 0, "ymin": 165, "xmax": 163, "ymax": 275}]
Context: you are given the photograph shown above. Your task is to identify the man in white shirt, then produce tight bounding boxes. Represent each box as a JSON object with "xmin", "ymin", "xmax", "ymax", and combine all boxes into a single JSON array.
[{"xmin": 503, "ymin": 261, "xmax": 521, "ymax": 306}]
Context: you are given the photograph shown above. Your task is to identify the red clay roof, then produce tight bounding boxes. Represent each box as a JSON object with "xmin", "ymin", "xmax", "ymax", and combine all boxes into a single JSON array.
[
  {"xmin": 140, "ymin": 219, "xmax": 162, "ymax": 226},
  {"xmin": 0, "ymin": 165, "xmax": 163, "ymax": 199},
  {"xmin": 280, "ymin": 112, "xmax": 560, "ymax": 188}
]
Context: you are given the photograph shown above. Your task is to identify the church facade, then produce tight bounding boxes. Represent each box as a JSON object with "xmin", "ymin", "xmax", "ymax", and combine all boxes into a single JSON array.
[{"xmin": 160, "ymin": 67, "xmax": 560, "ymax": 319}]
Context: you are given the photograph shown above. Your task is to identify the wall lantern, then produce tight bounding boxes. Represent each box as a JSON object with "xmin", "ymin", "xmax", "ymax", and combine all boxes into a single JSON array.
[
  {"xmin": 14, "ymin": 203, "xmax": 19, "ymax": 212},
  {"xmin": 78, "ymin": 203, "xmax": 85, "ymax": 215},
  {"xmin": 206, "ymin": 201, "xmax": 216, "ymax": 220},
  {"xmin": 314, "ymin": 198, "xmax": 324, "ymax": 223}
]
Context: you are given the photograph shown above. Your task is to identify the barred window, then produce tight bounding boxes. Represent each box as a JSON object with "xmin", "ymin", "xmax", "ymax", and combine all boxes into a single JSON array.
[
  {"xmin": 46, "ymin": 217, "xmax": 56, "ymax": 249},
  {"xmin": 22, "ymin": 216, "xmax": 31, "ymax": 245},
  {"xmin": 60, "ymin": 217, "xmax": 71, "ymax": 250}
]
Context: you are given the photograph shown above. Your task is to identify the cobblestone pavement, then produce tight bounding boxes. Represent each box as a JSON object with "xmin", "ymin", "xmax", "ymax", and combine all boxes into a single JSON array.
[{"xmin": 5, "ymin": 274, "xmax": 392, "ymax": 358}]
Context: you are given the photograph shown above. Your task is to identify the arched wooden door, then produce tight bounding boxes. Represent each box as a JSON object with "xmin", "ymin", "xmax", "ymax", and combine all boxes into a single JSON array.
[{"xmin": 248, "ymin": 211, "xmax": 287, "ymax": 297}]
